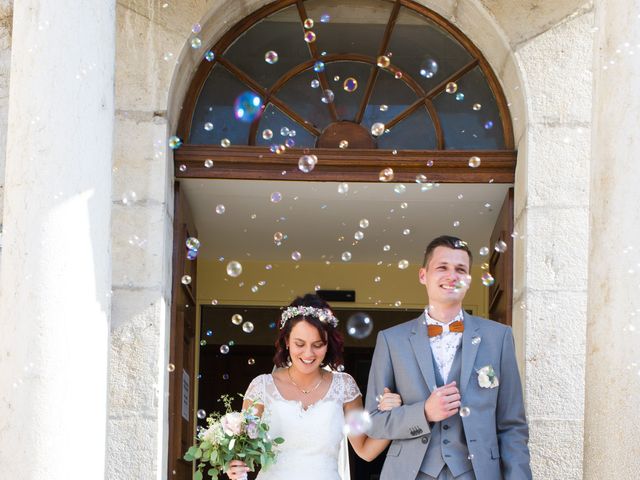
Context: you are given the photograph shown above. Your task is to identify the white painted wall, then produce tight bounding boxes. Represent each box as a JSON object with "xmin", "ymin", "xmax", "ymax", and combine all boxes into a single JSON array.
[{"xmin": 0, "ymin": 0, "xmax": 13, "ymax": 269}]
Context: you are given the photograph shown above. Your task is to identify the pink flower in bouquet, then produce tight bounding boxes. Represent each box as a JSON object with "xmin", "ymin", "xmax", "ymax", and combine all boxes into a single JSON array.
[
  {"xmin": 246, "ymin": 421, "xmax": 259, "ymax": 439},
  {"xmin": 221, "ymin": 411, "xmax": 244, "ymax": 436}
]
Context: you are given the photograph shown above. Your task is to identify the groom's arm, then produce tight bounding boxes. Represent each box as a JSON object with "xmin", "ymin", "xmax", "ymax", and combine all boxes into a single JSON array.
[
  {"xmin": 496, "ymin": 328, "xmax": 532, "ymax": 480},
  {"xmin": 365, "ymin": 331, "xmax": 431, "ymax": 440}
]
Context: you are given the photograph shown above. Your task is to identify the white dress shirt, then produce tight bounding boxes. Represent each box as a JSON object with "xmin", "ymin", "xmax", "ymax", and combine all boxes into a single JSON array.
[{"xmin": 424, "ymin": 308, "xmax": 464, "ymax": 383}]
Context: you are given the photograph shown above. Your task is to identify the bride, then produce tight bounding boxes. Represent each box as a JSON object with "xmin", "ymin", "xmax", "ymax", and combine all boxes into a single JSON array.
[{"xmin": 226, "ymin": 294, "xmax": 401, "ymax": 480}]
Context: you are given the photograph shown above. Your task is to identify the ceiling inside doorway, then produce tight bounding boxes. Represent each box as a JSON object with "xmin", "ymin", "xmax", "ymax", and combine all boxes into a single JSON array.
[{"xmin": 181, "ymin": 179, "xmax": 511, "ymax": 265}]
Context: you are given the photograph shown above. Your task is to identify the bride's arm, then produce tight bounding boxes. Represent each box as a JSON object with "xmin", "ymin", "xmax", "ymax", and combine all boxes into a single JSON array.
[{"xmin": 345, "ymin": 390, "xmax": 401, "ymax": 461}]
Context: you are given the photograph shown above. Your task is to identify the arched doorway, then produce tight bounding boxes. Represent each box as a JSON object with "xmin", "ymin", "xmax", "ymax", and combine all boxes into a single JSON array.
[{"xmin": 168, "ymin": 1, "xmax": 516, "ymax": 478}]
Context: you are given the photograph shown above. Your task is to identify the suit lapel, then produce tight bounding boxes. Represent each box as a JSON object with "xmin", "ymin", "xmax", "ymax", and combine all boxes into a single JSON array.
[
  {"xmin": 460, "ymin": 312, "xmax": 481, "ymax": 395},
  {"xmin": 409, "ymin": 313, "xmax": 438, "ymax": 394}
]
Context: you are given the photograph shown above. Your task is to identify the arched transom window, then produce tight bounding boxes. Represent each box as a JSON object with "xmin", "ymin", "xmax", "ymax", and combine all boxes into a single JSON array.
[{"xmin": 175, "ymin": 0, "xmax": 515, "ymax": 183}]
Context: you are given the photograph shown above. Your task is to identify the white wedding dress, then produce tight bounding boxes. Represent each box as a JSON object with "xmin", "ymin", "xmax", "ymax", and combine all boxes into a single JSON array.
[{"xmin": 244, "ymin": 371, "xmax": 361, "ymax": 480}]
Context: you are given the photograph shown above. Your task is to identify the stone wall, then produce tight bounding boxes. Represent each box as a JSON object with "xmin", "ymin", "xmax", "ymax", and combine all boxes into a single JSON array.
[{"xmin": 0, "ymin": 0, "xmax": 12, "ymax": 266}]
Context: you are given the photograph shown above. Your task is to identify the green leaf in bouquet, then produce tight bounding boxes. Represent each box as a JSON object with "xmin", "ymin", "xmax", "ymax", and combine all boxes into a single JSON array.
[
  {"xmin": 200, "ymin": 441, "xmax": 212, "ymax": 450},
  {"xmin": 202, "ymin": 451, "xmax": 210, "ymax": 462},
  {"xmin": 207, "ymin": 468, "xmax": 219, "ymax": 477},
  {"xmin": 274, "ymin": 437, "xmax": 285, "ymax": 444},
  {"xmin": 194, "ymin": 447, "xmax": 203, "ymax": 459},
  {"xmin": 194, "ymin": 470, "xmax": 203, "ymax": 480},
  {"xmin": 183, "ymin": 453, "xmax": 194, "ymax": 462}
]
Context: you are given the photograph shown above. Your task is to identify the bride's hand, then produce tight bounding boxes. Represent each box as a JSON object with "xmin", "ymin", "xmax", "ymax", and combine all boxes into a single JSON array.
[
  {"xmin": 226, "ymin": 459, "xmax": 249, "ymax": 479},
  {"xmin": 377, "ymin": 387, "xmax": 402, "ymax": 411}
]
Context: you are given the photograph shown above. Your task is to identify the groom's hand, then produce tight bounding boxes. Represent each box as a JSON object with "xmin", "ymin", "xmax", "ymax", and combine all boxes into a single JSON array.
[{"xmin": 424, "ymin": 381, "xmax": 461, "ymax": 422}]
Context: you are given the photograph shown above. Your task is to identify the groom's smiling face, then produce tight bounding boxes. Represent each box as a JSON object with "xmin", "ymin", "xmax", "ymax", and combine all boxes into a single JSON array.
[{"xmin": 419, "ymin": 246, "xmax": 471, "ymax": 306}]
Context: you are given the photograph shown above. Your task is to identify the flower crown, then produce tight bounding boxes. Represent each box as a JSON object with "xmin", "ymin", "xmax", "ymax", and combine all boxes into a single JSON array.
[{"xmin": 280, "ymin": 306, "xmax": 339, "ymax": 329}]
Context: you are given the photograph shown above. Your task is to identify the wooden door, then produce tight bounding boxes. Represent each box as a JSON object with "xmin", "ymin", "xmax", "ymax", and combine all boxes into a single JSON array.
[
  {"xmin": 168, "ymin": 181, "xmax": 198, "ymax": 479},
  {"xmin": 488, "ymin": 188, "xmax": 514, "ymax": 326}
]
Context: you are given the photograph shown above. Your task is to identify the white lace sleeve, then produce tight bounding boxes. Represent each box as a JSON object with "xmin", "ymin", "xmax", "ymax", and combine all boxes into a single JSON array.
[
  {"xmin": 341, "ymin": 373, "xmax": 362, "ymax": 403},
  {"xmin": 244, "ymin": 374, "xmax": 266, "ymax": 405}
]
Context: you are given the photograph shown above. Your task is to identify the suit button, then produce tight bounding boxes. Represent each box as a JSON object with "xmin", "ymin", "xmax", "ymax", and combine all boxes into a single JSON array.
[
  {"xmin": 421, "ymin": 437, "xmax": 428, "ymax": 444},
  {"xmin": 443, "ymin": 425, "xmax": 449, "ymax": 430},
  {"xmin": 443, "ymin": 439, "xmax": 450, "ymax": 445}
]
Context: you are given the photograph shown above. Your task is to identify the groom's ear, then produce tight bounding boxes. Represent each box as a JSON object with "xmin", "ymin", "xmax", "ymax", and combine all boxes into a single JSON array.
[{"xmin": 418, "ymin": 267, "xmax": 427, "ymax": 285}]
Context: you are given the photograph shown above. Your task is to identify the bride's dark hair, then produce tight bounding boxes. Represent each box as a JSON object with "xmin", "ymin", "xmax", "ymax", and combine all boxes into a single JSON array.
[{"xmin": 273, "ymin": 293, "xmax": 344, "ymax": 370}]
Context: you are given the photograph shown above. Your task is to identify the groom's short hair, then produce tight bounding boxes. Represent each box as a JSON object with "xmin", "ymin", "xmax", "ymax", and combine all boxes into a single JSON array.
[{"xmin": 422, "ymin": 235, "xmax": 473, "ymax": 268}]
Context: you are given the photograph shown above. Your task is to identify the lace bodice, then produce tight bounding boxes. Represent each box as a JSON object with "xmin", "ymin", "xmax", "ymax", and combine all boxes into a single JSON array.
[{"xmin": 244, "ymin": 371, "xmax": 361, "ymax": 480}]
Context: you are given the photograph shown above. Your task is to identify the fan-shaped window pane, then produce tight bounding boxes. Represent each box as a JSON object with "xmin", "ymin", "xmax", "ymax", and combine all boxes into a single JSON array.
[
  {"xmin": 377, "ymin": 107, "xmax": 436, "ymax": 150},
  {"xmin": 304, "ymin": 0, "xmax": 393, "ymax": 57},
  {"xmin": 255, "ymin": 104, "xmax": 317, "ymax": 148},
  {"xmin": 434, "ymin": 67, "xmax": 505, "ymax": 149},
  {"xmin": 190, "ymin": 65, "xmax": 261, "ymax": 146},
  {"xmin": 222, "ymin": 5, "xmax": 310, "ymax": 90},
  {"xmin": 388, "ymin": 7, "xmax": 473, "ymax": 92},
  {"xmin": 276, "ymin": 68, "xmax": 333, "ymax": 131},
  {"xmin": 364, "ymin": 68, "xmax": 421, "ymax": 127}
]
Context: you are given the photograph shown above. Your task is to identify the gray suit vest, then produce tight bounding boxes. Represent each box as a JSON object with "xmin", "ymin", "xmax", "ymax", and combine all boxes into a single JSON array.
[{"xmin": 420, "ymin": 345, "xmax": 474, "ymax": 478}]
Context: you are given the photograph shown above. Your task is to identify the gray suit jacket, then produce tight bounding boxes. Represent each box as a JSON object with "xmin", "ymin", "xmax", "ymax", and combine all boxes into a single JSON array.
[{"xmin": 365, "ymin": 312, "xmax": 532, "ymax": 480}]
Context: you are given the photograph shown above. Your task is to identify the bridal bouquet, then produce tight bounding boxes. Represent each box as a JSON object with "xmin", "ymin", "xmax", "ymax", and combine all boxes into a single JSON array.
[{"xmin": 184, "ymin": 395, "xmax": 284, "ymax": 480}]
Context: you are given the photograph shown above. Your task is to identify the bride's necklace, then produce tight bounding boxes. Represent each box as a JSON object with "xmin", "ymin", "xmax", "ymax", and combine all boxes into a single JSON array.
[{"xmin": 287, "ymin": 367, "xmax": 324, "ymax": 395}]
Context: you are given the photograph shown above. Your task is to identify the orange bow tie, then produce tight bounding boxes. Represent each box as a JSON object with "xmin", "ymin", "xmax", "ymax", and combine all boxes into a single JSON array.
[{"xmin": 427, "ymin": 320, "xmax": 464, "ymax": 337}]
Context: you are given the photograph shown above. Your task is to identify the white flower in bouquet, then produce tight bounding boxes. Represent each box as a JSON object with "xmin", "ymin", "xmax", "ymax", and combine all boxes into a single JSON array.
[
  {"xmin": 221, "ymin": 411, "xmax": 245, "ymax": 436},
  {"xmin": 201, "ymin": 421, "xmax": 224, "ymax": 445}
]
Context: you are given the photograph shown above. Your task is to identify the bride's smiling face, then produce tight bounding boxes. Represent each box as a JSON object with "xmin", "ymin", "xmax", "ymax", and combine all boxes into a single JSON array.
[{"xmin": 287, "ymin": 320, "xmax": 328, "ymax": 373}]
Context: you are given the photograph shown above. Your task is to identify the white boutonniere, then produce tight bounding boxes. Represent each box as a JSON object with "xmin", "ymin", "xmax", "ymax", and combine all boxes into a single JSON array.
[{"xmin": 477, "ymin": 365, "xmax": 499, "ymax": 388}]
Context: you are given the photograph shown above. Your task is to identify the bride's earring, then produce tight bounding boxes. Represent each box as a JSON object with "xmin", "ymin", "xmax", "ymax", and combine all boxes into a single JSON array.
[{"xmin": 286, "ymin": 345, "xmax": 292, "ymax": 366}]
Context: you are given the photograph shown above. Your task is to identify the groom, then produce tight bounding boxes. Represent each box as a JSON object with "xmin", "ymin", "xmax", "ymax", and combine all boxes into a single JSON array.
[{"xmin": 365, "ymin": 235, "xmax": 531, "ymax": 480}]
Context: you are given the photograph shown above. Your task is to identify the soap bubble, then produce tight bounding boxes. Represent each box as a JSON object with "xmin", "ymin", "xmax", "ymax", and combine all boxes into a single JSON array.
[
  {"xmin": 354, "ymin": 231, "xmax": 364, "ymax": 240},
  {"xmin": 479, "ymin": 246, "xmax": 489, "ymax": 256},
  {"xmin": 242, "ymin": 321, "xmax": 255, "ymax": 333},
  {"xmin": 291, "ymin": 251, "xmax": 301, "ymax": 261},
  {"xmin": 273, "ymin": 232, "xmax": 284, "ymax": 242},
  {"xmin": 394, "ymin": 184, "xmax": 406, "ymax": 194},
  {"xmin": 445, "ymin": 82, "xmax": 458, "ymax": 94},
  {"xmin": 338, "ymin": 182, "xmax": 349, "ymax": 194},
  {"xmin": 346, "ymin": 312, "xmax": 373, "ymax": 339},
  {"xmin": 204, "ymin": 159, "xmax": 214, "ymax": 168},
  {"xmin": 204, "ymin": 122, "xmax": 214, "ymax": 131},
  {"xmin": 167, "ymin": 363, "xmax": 175, "ymax": 372},
  {"xmin": 168, "ymin": 135, "xmax": 182, "ymax": 149},
  {"xmin": 262, "ymin": 129, "xmax": 273, "ymax": 140},
  {"xmin": 376, "ymin": 55, "xmax": 390, "ymax": 68},
  {"xmin": 219, "ymin": 344, "xmax": 230, "ymax": 354},
  {"xmin": 402, "ymin": 229, "xmax": 411, "ymax": 236},
  {"xmin": 343, "ymin": 77, "xmax": 358, "ymax": 92},
  {"xmin": 494, "ymin": 240, "xmax": 508, "ymax": 253},
  {"xmin": 234, "ymin": 92, "xmax": 263, "ymax": 123},
  {"xmin": 480, "ymin": 262, "xmax": 490, "ymax": 271},
  {"xmin": 468, "ymin": 156, "xmax": 481, "ymax": 168},
  {"xmin": 339, "ymin": 140, "xmax": 349, "ymax": 149},
  {"xmin": 191, "ymin": 23, "xmax": 202, "ymax": 34},
  {"xmin": 379, "ymin": 167, "xmax": 394, "ymax": 182},
  {"xmin": 321, "ymin": 89, "xmax": 335, "ymax": 104},
  {"xmin": 419, "ymin": 59, "xmax": 438, "ymax": 78},
  {"xmin": 232, "ymin": 314, "xmax": 243, "ymax": 325},
  {"xmin": 473, "ymin": 103, "xmax": 482, "ymax": 111},
  {"xmin": 220, "ymin": 138, "xmax": 231, "ymax": 147},
  {"xmin": 215, "ymin": 204, "xmax": 225, "ymax": 214},
  {"xmin": 197, "ymin": 409, "xmax": 206, "ymax": 419},
  {"xmin": 471, "ymin": 336, "xmax": 482, "ymax": 346},
  {"xmin": 298, "ymin": 154, "xmax": 318, "ymax": 173},
  {"xmin": 311, "ymin": 79, "xmax": 320, "ymax": 88},
  {"xmin": 186, "ymin": 237, "xmax": 200, "ymax": 251},
  {"xmin": 481, "ymin": 272, "xmax": 495, "ymax": 286},
  {"xmin": 416, "ymin": 174, "xmax": 427, "ymax": 183},
  {"xmin": 248, "ymin": 358, "xmax": 256, "ymax": 365},
  {"xmin": 191, "ymin": 37, "xmax": 202, "ymax": 49},
  {"xmin": 341, "ymin": 251, "xmax": 352, "ymax": 262},
  {"xmin": 264, "ymin": 50, "xmax": 279, "ymax": 64},
  {"xmin": 359, "ymin": 219, "xmax": 369, "ymax": 229},
  {"xmin": 320, "ymin": 13, "xmax": 331, "ymax": 23},
  {"xmin": 343, "ymin": 409, "xmax": 372, "ymax": 435},
  {"xmin": 453, "ymin": 221, "xmax": 460, "ymax": 227},
  {"xmin": 383, "ymin": 244, "xmax": 391, "ymax": 252},
  {"xmin": 398, "ymin": 259, "xmax": 409, "ymax": 269},
  {"xmin": 379, "ymin": 104, "xmax": 388, "ymax": 112},
  {"xmin": 181, "ymin": 275, "xmax": 192, "ymax": 285},
  {"xmin": 304, "ymin": 31, "xmax": 316, "ymax": 43},
  {"xmin": 205, "ymin": 51, "xmax": 215, "ymax": 62},
  {"xmin": 374, "ymin": 276, "xmax": 381, "ymax": 283},
  {"xmin": 371, "ymin": 122, "xmax": 385, "ymax": 136},
  {"xmin": 303, "ymin": 18, "xmax": 314, "ymax": 29},
  {"xmin": 484, "ymin": 120, "xmax": 494, "ymax": 130},
  {"xmin": 280, "ymin": 126, "xmax": 290, "ymax": 137},
  {"xmin": 460, "ymin": 406, "xmax": 471, "ymax": 417},
  {"xmin": 270, "ymin": 192, "xmax": 282, "ymax": 203},
  {"xmin": 226, "ymin": 261, "xmax": 243, "ymax": 277}
]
